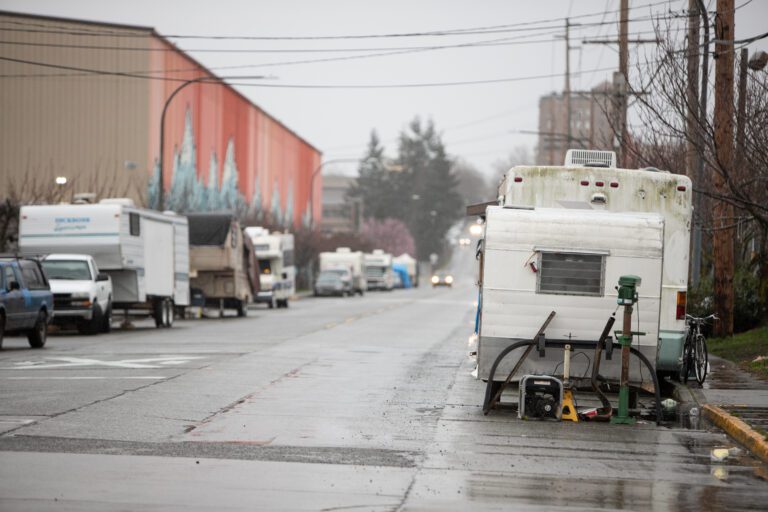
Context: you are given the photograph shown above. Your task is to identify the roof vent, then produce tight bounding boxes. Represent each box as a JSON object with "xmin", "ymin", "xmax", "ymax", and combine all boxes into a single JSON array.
[
  {"xmin": 99, "ymin": 198, "xmax": 135, "ymax": 207},
  {"xmin": 73, "ymin": 193, "xmax": 97, "ymax": 204},
  {"xmin": 564, "ymin": 149, "xmax": 616, "ymax": 168}
]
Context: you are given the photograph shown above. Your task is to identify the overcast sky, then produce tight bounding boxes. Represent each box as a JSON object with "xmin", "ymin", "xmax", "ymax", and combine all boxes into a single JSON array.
[{"xmin": 1, "ymin": 0, "xmax": 766, "ymax": 178}]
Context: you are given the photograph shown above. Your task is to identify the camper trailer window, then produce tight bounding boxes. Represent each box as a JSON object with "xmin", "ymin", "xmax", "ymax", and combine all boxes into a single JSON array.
[
  {"xmin": 538, "ymin": 252, "xmax": 604, "ymax": 296},
  {"xmin": 283, "ymin": 249, "xmax": 295, "ymax": 267},
  {"xmin": 259, "ymin": 259, "xmax": 272, "ymax": 275},
  {"xmin": 129, "ymin": 213, "xmax": 140, "ymax": 236}
]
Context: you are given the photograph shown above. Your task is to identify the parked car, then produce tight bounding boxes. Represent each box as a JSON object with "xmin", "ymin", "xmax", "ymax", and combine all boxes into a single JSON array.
[
  {"xmin": 314, "ymin": 269, "xmax": 353, "ymax": 297},
  {"xmin": 0, "ymin": 256, "xmax": 53, "ymax": 348},
  {"xmin": 40, "ymin": 254, "xmax": 112, "ymax": 334},
  {"xmin": 431, "ymin": 271, "xmax": 454, "ymax": 288}
]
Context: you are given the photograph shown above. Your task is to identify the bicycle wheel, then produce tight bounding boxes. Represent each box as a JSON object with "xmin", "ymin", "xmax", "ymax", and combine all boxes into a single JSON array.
[
  {"xmin": 694, "ymin": 334, "xmax": 708, "ymax": 385},
  {"xmin": 680, "ymin": 338, "xmax": 693, "ymax": 384}
]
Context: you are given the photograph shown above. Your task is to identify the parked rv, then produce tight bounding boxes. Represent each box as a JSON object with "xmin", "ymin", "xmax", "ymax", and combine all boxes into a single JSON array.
[
  {"xmin": 364, "ymin": 250, "xmax": 395, "ymax": 291},
  {"xmin": 19, "ymin": 199, "xmax": 190, "ymax": 328},
  {"xmin": 40, "ymin": 254, "xmax": 113, "ymax": 334},
  {"xmin": 245, "ymin": 227, "xmax": 295, "ymax": 308},
  {"xmin": 187, "ymin": 213, "xmax": 259, "ymax": 317},
  {"xmin": 471, "ymin": 150, "xmax": 692, "ymax": 390},
  {"xmin": 318, "ymin": 248, "xmax": 366, "ymax": 295},
  {"xmin": 0, "ymin": 256, "xmax": 53, "ymax": 348},
  {"xmin": 392, "ymin": 253, "xmax": 419, "ymax": 287}
]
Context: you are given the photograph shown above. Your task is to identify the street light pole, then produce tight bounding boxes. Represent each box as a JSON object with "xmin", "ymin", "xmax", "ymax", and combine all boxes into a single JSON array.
[{"xmin": 156, "ymin": 75, "xmax": 267, "ymax": 211}]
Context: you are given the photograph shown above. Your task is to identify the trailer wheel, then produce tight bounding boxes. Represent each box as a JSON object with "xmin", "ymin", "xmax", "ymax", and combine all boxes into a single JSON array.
[
  {"xmin": 153, "ymin": 299, "xmax": 164, "ymax": 328},
  {"xmin": 27, "ymin": 311, "xmax": 48, "ymax": 348},
  {"xmin": 268, "ymin": 298, "xmax": 275, "ymax": 309},
  {"xmin": 164, "ymin": 299, "xmax": 174, "ymax": 328},
  {"xmin": 236, "ymin": 300, "xmax": 247, "ymax": 317}
]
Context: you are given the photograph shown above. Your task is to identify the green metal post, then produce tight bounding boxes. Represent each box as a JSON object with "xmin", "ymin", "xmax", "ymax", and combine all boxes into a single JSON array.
[{"xmin": 611, "ymin": 275, "xmax": 641, "ymax": 425}]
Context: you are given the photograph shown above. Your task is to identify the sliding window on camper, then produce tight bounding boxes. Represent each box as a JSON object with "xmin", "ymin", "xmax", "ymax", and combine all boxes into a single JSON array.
[{"xmin": 537, "ymin": 252, "xmax": 604, "ymax": 297}]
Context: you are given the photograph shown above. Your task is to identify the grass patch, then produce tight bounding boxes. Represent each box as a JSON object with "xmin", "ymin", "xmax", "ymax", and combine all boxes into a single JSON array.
[{"xmin": 708, "ymin": 327, "xmax": 768, "ymax": 378}]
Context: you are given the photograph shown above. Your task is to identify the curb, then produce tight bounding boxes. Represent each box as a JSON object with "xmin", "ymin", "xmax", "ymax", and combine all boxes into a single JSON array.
[{"xmin": 703, "ymin": 404, "xmax": 768, "ymax": 464}]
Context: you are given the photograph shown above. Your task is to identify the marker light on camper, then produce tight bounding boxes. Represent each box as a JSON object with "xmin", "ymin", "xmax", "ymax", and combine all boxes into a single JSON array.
[
  {"xmin": 595, "ymin": 181, "xmax": 605, "ymax": 187},
  {"xmin": 580, "ymin": 180, "xmax": 589, "ymax": 186},
  {"xmin": 610, "ymin": 182, "xmax": 619, "ymax": 188},
  {"xmin": 513, "ymin": 176, "xmax": 523, "ymax": 183},
  {"xmin": 677, "ymin": 185, "xmax": 687, "ymax": 192},
  {"xmin": 676, "ymin": 291, "xmax": 687, "ymax": 320}
]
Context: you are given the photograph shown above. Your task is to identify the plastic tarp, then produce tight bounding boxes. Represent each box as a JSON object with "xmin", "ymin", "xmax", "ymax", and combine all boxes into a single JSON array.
[
  {"xmin": 392, "ymin": 263, "xmax": 412, "ymax": 288},
  {"xmin": 187, "ymin": 212, "xmax": 234, "ymax": 246}
]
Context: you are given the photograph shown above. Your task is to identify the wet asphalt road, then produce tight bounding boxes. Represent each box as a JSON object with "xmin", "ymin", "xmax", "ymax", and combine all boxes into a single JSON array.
[{"xmin": 1, "ymin": 247, "xmax": 767, "ymax": 511}]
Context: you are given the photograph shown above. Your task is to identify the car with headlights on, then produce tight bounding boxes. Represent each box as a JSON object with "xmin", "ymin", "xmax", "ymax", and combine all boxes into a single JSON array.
[{"xmin": 431, "ymin": 271, "xmax": 454, "ymax": 288}]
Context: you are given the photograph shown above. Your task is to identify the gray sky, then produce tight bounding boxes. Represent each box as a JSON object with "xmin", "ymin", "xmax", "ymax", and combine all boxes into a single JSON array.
[{"xmin": 1, "ymin": 0, "xmax": 766, "ymax": 177}]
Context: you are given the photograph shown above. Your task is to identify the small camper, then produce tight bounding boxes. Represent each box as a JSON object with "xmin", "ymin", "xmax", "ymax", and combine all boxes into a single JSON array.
[
  {"xmin": 20, "ymin": 199, "xmax": 190, "ymax": 327},
  {"xmin": 245, "ymin": 227, "xmax": 295, "ymax": 308},
  {"xmin": 187, "ymin": 213, "xmax": 259, "ymax": 317}
]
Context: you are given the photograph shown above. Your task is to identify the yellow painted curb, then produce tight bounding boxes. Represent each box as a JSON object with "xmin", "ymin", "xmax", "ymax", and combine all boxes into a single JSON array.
[{"xmin": 703, "ymin": 404, "xmax": 768, "ymax": 464}]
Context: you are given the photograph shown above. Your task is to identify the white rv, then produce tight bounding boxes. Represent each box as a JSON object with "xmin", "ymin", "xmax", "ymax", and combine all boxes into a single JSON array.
[
  {"xmin": 318, "ymin": 248, "xmax": 366, "ymax": 295},
  {"xmin": 473, "ymin": 150, "xmax": 692, "ymax": 387},
  {"xmin": 19, "ymin": 199, "xmax": 190, "ymax": 327},
  {"xmin": 364, "ymin": 250, "xmax": 395, "ymax": 291},
  {"xmin": 245, "ymin": 227, "xmax": 295, "ymax": 308}
]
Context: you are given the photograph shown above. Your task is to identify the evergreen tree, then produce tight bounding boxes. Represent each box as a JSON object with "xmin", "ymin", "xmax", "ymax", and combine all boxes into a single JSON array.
[
  {"xmin": 206, "ymin": 152, "xmax": 220, "ymax": 211},
  {"xmin": 220, "ymin": 137, "xmax": 241, "ymax": 212},
  {"xmin": 147, "ymin": 159, "xmax": 161, "ymax": 210},
  {"xmin": 349, "ymin": 131, "xmax": 395, "ymax": 220},
  {"xmin": 167, "ymin": 108, "xmax": 197, "ymax": 212}
]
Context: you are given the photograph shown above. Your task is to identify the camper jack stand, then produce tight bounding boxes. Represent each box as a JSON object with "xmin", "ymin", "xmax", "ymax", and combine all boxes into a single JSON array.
[{"xmin": 611, "ymin": 275, "xmax": 642, "ymax": 425}]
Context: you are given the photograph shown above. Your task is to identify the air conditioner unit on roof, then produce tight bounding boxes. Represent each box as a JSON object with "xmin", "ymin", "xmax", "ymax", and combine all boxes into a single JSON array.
[{"xmin": 564, "ymin": 149, "xmax": 617, "ymax": 168}]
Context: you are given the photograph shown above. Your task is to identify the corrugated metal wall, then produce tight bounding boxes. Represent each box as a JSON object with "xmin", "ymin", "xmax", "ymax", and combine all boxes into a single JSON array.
[
  {"xmin": 0, "ymin": 13, "xmax": 152, "ymax": 203},
  {"xmin": 0, "ymin": 12, "xmax": 322, "ymax": 227}
]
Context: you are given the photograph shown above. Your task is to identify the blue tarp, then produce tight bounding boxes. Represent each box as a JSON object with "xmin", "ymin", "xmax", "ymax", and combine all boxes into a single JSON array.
[{"xmin": 392, "ymin": 264, "xmax": 412, "ymax": 288}]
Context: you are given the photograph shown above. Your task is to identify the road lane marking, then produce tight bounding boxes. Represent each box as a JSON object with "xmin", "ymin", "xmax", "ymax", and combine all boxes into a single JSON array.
[
  {"xmin": 5, "ymin": 376, "xmax": 168, "ymax": 380},
  {"xmin": 1, "ymin": 355, "xmax": 205, "ymax": 370}
]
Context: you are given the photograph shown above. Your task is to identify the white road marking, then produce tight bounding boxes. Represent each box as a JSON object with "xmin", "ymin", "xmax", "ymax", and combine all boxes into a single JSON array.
[
  {"xmin": 5, "ymin": 376, "xmax": 167, "ymax": 380},
  {"xmin": 1, "ymin": 355, "xmax": 205, "ymax": 370}
]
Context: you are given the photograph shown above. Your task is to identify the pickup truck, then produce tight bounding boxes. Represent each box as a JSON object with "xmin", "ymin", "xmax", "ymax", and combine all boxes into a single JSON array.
[
  {"xmin": 0, "ymin": 256, "xmax": 53, "ymax": 349},
  {"xmin": 40, "ymin": 254, "xmax": 112, "ymax": 334}
]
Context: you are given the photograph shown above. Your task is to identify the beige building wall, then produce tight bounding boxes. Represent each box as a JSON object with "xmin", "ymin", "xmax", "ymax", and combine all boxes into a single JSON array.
[{"xmin": 0, "ymin": 12, "xmax": 153, "ymax": 205}]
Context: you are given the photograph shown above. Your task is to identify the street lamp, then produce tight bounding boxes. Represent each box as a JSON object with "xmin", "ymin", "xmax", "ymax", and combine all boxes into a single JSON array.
[{"xmin": 157, "ymin": 75, "xmax": 267, "ymax": 211}]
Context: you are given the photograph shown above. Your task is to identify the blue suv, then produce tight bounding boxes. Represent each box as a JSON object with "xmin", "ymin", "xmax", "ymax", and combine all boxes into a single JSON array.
[{"xmin": 0, "ymin": 256, "xmax": 53, "ymax": 349}]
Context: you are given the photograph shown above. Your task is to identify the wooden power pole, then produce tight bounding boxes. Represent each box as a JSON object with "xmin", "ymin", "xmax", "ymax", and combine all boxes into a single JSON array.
[
  {"xmin": 565, "ymin": 18, "xmax": 572, "ymax": 152},
  {"xmin": 687, "ymin": 0, "xmax": 702, "ymax": 285},
  {"xmin": 713, "ymin": 0, "xmax": 735, "ymax": 336},
  {"xmin": 618, "ymin": 0, "xmax": 629, "ymax": 167}
]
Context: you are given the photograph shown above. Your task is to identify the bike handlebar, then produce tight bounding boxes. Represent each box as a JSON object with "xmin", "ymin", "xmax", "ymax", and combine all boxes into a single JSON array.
[{"xmin": 686, "ymin": 313, "xmax": 718, "ymax": 323}]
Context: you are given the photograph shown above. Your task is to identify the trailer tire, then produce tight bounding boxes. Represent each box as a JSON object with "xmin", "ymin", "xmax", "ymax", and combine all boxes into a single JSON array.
[
  {"xmin": 268, "ymin": 298, "xmax": 275, "ymax": 309},
  {"xmin": 236, "ymin": 300, "xmax": 247, "ymax": 317},
  {"xmin": 153, "ymin": 299, "xmax": 164, "ymax": 328},
  {"xmin": 164, "ymin": 299, "xmax": 174, "ymax": 328},
  {"xmin": 27, "ymin": 311, "xmax": 47, "ymax": 348}
]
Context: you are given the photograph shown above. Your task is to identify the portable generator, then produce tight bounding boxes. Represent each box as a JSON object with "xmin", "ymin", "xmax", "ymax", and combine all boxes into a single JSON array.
[{"xmin": 518, "ymin": 375, "xmax": 563, "ymax": 420}]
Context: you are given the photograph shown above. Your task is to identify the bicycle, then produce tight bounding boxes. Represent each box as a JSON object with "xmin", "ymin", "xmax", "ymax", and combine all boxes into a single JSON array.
[{"xmin": 680, "ymin": 314, "xmax": 717, "ymax": 385}]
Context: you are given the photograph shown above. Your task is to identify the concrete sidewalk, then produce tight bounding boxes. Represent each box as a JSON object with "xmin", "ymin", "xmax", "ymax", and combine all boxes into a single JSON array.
[{"xmin": 689, "ymin": 356, "xmax": 768, "ymax": 463}]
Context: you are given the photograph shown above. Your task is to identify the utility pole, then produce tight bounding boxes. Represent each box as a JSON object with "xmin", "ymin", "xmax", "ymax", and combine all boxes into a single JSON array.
[
  {"xmin": 692, "ymin": 0, "xmax": 710, "ymax": 288},
  {"xmin": 712, "ymin": 0, "xmax": 735, "ymax": 337},
  {"xmin": 687, "ymin": 0, "xmax": 702, "ymax": 286},
  {"xmin": 618, "ymin": 0, "xmax": 629, "ymax": 168},
  {"xmin": 565, "ymin": 18, "xmax": 572, "ymax": 153}
]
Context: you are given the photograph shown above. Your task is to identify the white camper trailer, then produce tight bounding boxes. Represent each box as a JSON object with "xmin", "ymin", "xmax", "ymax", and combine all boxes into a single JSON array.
[
  {"xmin": 364, "ymin": 250, "xmax": 395, "ymax": 291},
  {"xmin": 19, "ymin": 200, "xmax": 190, "ymax": 327},
  {"xmin": 318, "ymin": 248, "xmax": 366, "ymax": 295},
  {"xmin": 473, "ymin": 150, "xmax": 692, "ymax": 389},
  {"xmin": 245, "ymin": 227, "xmax": 295, "ymax": 308}
]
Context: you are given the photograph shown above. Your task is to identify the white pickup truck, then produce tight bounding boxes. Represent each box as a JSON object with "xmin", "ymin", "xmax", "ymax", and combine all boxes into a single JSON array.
[{"xmin": 40, "ymin": 254, "xmax": 113, "ymax": 335}]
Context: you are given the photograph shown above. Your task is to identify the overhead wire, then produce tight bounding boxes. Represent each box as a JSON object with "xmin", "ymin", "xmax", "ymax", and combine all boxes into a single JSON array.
[{"xmin": 0, "ymin": 1, "xmax": 679, "ymax": 41}]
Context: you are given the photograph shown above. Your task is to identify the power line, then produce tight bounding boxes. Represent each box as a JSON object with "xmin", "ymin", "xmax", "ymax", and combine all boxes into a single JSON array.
[{"xmin": 0, "ymin": 2, "xmax": 686, "ymax": 41}]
